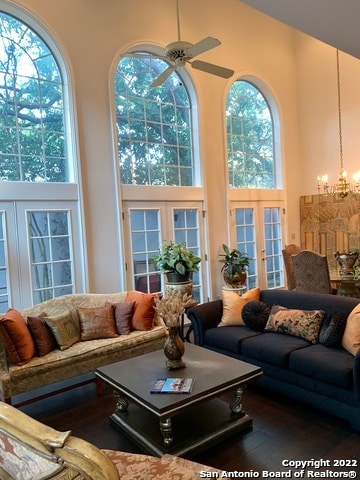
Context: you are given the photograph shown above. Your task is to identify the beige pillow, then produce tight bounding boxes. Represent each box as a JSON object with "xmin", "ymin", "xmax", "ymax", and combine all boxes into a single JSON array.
[
  {"xmin": 218, "ymin": 287, "xmax": 260, "ymax": 327},
  {"xmin": 342, "ymin": 303, "xmax": 360, "ymax": 356},
  {"xmin": 45, "ymin": 310, "xmax": 80, "ymax": 350}
]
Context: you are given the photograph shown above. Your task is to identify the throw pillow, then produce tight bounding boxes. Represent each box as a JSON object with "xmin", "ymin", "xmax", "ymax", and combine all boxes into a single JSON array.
[
  {"xmin": 27, "ymin": 313, "xmax": 57, "ymax": 357},
  {"xmin": 0, "ymin": 309, "xmax": 35, "ymax": 365},
  {"xmin": 342, "ymin": 303, "xmax": 360, "ymax": 356},
  {"xmin": 319, "ymin": 311, "xmax": 348, "ymax": 347},
  {"xmin": 77, "ymin": 305, "xmax": 118, "ymax": 341},
  {"xmin": 242, "ymin": 300, "xmax": 271, "ymax": 331},
  {"xmin": 125, "ymin": 291, "xmax": 161, "ymax": 331},
  {"xmin": 265, "ymin": 305, "xmax": 325, "ymax": 344},
  {"xmin": 106, "ymin": 301, "xmax": 135, "ymax": 335},
  {"xmin": 45, "ymin": 310, "xmax": 80, "ymax": 350},
  {"xmin": 218, "ymin": 287, "xmax": 261, "ymax": 327}
]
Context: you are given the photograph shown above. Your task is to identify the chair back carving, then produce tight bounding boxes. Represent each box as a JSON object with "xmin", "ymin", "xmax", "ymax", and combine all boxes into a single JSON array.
[
  {"xmin": 282, "ymin": 244, "xmax": 302, "ymax": 290},
  {"xmin": 292, "ymin": 250, "xmax": 332, "ymax": 294}
]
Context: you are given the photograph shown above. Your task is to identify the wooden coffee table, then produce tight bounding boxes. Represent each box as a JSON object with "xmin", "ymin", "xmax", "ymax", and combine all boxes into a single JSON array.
[{"xmin": 96, "ymin": 343, "xmax": 262, "ymax": 457}]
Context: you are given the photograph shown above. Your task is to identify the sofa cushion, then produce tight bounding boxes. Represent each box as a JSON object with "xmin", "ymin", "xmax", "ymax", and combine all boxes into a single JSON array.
[
  {"xmin": 218, "ymin": 288, "xmax": 260, "ymax": 327},
  {"xmin": 106, "ymin": 301, "xmax": 135, "ymax": 335},
  {"xmin": 289, "ymin": 344, "xmax": 354, "ymax": 389},
  {"xmin": 27, "ymin": 313, "xmax": 57, "ymax": 357},
  {"xmin": 126, "ymin": 291, "xmax": 160, "ymax": 331},
  {"xmin": 319, "ymin": 311, "xmax": 348, "ymax": 347},
  {"xmin": 342, "ymin": 303, "xmax": 360, "ymax": 356},
  {"xmin": 204, "ymin": 326, "xmax": 261, "ymax": 354},
  {"xmin": 242, "ymin": 300, "xmax": 270, "ymax": 331},
  {"xmin": 45, "ymin": 310, "xmax": 80, "ymax": 350},
  {"xmin": 242, "ymin": 332, "xmax": 310, "ymax": 368},
  {"xmin": 78, "ymin": 305, "xmax": 118, "ymax": 341},
  {"xmin": 265, "ymin": 305, "xmax": 324, "ymax": 344},
  {"xmin": 0, "ymin": 309, "xmax": 35, "ymax": 365}
]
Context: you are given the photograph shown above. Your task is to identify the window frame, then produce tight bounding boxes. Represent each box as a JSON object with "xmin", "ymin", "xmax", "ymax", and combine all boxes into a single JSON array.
[{"xmin": 225, "ymin": 75, "xmax": 283, "ymax": 192}]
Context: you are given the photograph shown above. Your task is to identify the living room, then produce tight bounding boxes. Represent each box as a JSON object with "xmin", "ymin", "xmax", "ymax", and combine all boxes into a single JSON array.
[{"xmin": 0, "ymin": 0, "xmax": 360, "ymax": 477}]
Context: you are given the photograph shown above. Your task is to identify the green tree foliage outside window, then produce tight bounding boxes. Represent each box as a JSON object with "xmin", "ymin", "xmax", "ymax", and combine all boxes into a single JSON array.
[
  {"xmin": 0, "ymin": 13, "xmax": 67, "ymax": 182},
  {"xmin": 115, "ymin": 55, "xmax": 194, "ymax": 186},
  {"xmin": 226, "ymin": 80, "xmax": 274, "ymax": 189}
]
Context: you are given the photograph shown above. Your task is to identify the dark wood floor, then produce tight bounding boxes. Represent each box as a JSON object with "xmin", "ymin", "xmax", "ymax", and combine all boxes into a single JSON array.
[{"xmin": 21, "ymin": 381, "xmax": 360, "ymax": 472}]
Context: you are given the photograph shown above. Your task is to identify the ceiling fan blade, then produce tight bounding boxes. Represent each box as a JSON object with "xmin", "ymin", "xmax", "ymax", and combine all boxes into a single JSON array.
[
  {"xmin": 186, "ymin": 37, "xmax": 221, "ymax": 58},
  {"xmin": 122, "ymin": 52, "xmax": 168, "ymax": 61},
  {"xmin": 191, "ymin": 60, "xmax": 234, "ymax": 78},
  {"xmin": 151, "ymin": 65, "xmax": 176, "ymax": 87}
]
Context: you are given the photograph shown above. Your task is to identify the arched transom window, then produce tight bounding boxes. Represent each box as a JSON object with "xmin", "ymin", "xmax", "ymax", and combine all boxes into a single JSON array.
[
  {"xmin": 226, "ymin": 80, "xmax": 275, "ymax": 189},
  {"xmin": 0, "ymin": 13, "xmax": 67, "ymax": 182},
  {"xmin": 114, "ymin": 55, "xmax": 194, "ymax": 186}
]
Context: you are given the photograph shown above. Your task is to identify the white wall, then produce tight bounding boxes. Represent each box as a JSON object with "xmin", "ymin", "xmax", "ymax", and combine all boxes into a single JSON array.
[
  {"xmin": 295, "ymin": 34, "xmax": 360, "ymax": 197},
  {"xmin": 10, "ymin": 0, "xmax": 314, "ymax": 295}
]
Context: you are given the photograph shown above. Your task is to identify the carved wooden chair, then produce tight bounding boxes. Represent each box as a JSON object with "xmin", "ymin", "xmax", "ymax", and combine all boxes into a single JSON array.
[
  {"xmin": 291, "ymin": 250, "xmax": 333, "ymax": 294},
  {"xmin": 282, "ymin": 244, "xmax": 302, "ymax": 290},
  {"xmin": 0, "ymin": 402, "xmax": 220, "ymax": 479}
]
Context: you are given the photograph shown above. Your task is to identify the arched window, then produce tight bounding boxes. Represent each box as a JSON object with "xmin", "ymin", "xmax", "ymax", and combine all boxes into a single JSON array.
[
  {"xmin": 226, "ymin": 80, "xmax": 275, "ymax": 189},
  {"xmin": 0, "ymin": 12, "xmax": 68, "ymax": 182},
  {"xmin": 114, "ymin": 55, "xmax": 194, "ymax": 186},
  {"xmin": 0, "ymin": 8, "xmax": 83, "ymax": 309}
]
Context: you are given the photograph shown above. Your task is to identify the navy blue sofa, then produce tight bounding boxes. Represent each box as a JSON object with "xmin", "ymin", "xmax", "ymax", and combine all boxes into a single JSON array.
[{"xmin": 187, "ymin": 289, "xmax": 360, "ymax": 430}]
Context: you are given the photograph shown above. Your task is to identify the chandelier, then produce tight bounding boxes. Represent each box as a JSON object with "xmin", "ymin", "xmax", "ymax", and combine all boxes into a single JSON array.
[{"xmin": 317, "ymin": 49, "xmax": 360, "ymax": 198}]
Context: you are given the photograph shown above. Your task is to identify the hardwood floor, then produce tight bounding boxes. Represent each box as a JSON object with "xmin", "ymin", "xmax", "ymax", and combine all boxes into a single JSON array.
[{"xmin": 21, "ymin": 381, "xmax": 360, "ymax": 472}]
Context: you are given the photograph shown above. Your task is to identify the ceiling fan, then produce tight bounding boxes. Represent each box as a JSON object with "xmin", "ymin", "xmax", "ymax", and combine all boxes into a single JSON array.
[{"xmin": 124, "ymin": 0, "xmax": 234, "ymax": 87}]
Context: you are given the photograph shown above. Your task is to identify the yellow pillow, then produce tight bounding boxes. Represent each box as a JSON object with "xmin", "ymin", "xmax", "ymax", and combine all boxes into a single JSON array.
[
  {"xmin": 342, "ymin": 303, "xmax": 360, "ymax": 356},
  {"xmin": 218, "ymin": 287, "xmax": 260, "ymax": 327}
]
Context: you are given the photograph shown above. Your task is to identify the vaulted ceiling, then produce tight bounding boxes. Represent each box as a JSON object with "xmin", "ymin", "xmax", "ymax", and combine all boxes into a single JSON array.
[{"xmin": 239, "ymin": 0, "xmax": 360, "ymax": 59}]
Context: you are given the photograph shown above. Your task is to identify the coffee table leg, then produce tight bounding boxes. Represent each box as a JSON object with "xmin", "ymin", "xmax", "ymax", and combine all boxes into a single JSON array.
[
  {"xmin": 114, "ymin": 392, "xmax": 129, "ymax": 413},
  {"xmin": 230, "ymin": 386, "xmax": 244, "ymax": 414},
  {"xmin": 159, "ymin": 417, "xmax": 173, "ymax": 447}
]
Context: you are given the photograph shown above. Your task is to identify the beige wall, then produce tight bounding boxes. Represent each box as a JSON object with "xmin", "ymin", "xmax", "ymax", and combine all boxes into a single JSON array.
[{"xmin": 11, "ymin": 0, "xmax": 357, "ymax": 296}]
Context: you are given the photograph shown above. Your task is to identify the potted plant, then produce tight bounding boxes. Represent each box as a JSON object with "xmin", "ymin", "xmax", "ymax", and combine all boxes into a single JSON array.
[
  {"xmin": 219, "ymin": 244, "xmax": 251, "ymax": 288},
  {"xmin": 152, "ymin": 240, "xmax": 201, "ymax": 283}
]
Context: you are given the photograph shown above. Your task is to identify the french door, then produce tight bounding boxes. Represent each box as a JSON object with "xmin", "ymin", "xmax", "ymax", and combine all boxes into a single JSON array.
[
  {"xmin": 0, "ymin": 200, "xmax": 84, "ymax": 310},
  {"xmin": 229, "ymin": 201, "xmax": 285, "ymax": 289},
  {"xmin": 122, "ymin": 201, "xmax": 207, "ymax": 302}
]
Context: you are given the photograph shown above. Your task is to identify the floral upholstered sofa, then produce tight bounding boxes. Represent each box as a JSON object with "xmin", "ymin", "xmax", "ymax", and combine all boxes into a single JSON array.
[
  {"xmin": 0, "ymin": 402, "xmax": 221, "ymax": 479},
  {"xmin": 0, "ymin": 291, "xmax": 166, "ymax": 404}
]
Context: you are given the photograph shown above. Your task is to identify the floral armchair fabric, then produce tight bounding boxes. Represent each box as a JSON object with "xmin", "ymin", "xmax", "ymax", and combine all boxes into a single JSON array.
[{"xmin": 0, "ymin": 402, "xmax": 221, "ymax": 479}]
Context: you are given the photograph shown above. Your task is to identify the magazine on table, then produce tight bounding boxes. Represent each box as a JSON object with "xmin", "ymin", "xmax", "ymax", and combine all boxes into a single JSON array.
[{"xmin": 150, "ymin": 377, "xmax": 195, "ymax": 394}]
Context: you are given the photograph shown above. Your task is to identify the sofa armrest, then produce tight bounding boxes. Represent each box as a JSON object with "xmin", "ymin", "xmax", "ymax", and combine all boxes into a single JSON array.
[
  {"xmin": 186, "ymin": 300, "xmax": 223, "ymax": 345},
  {"xmin": 354, "ymin": 351, "xmax": 360, "ymax": 402}
]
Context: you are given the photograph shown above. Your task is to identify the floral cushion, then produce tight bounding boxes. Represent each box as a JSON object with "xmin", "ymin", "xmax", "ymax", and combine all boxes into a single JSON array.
[
  {"xmin": 0, "ymin": 430, "xmax": 67, "ymax": 479},
  {"xmin": 265, "ymin": 305, "xmax": 325, "ymax": 344},
  {"xmin": 103, "ymin": 450, "xmax": 221, "ymax": 479}
]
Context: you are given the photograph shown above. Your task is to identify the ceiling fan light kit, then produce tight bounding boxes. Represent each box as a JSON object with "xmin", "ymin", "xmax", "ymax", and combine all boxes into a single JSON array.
[{"xmin": 123, "ymin": 0, "xmax": 234, "ymax": 87}]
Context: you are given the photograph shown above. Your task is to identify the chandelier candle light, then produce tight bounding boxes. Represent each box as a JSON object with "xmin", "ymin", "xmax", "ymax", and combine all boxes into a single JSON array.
[{"xmin": 317, "ymin": 49, "xmax": 360, "ymax": 198}]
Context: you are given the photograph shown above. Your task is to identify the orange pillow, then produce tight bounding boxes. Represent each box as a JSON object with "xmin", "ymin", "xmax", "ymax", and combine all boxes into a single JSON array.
[
  {"xmin": 218, "ymin": 287, "xmax": 261, "ymax": 327},
  {"xmin": 125, "ymin": 291, "xmax": 161, "ymax": 331},
  {"xmin": 0, "ymin": 309, "xmax": 35, "ymax": 365}
]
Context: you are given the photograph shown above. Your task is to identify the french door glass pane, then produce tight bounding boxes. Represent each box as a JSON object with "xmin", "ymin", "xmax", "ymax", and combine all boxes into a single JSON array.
[
  {"xmin": 235, "ymin": 208, "xmax": 257, "ymax": 289},
  {"xmin": 263, "ymin": 207, "xmax": 283, "ymax": 288},
  {"xmin": 174, "ymin": 208, "xmax": 201, "ymax": 301},
  {"xmin": 28, "ymin": 210, "xmax": 73, "ymax": 304},
  {"xmin": 0, "ymin": 212, "xmax": 9, "ymax": 311},
  {"xmin": 130, "ymin": 209, "xmax": 161, "ymax": 293}
]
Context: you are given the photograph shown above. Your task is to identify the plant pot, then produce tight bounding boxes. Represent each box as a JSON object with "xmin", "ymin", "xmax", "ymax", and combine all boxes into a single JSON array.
[
  {"xmin": 165, "ymin": 271, "xmax": 190, "ymax": 283},
  {"xmin": 223, "ymin": 266, "xmax": 247, "ymax": 288}
]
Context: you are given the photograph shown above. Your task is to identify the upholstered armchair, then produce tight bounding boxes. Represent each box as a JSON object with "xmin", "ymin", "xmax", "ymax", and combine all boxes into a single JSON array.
[{"xmin": 0, "ymin": 402, "xmax": 220, "ymax": 479}]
